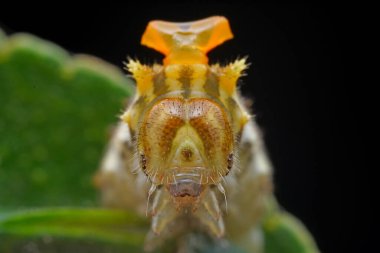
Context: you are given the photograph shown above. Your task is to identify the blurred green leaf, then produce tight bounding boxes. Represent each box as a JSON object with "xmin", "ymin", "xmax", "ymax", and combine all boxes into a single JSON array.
[
  {"xmin": 0, "ymin": 207, "xmax": 245, "ymax": 253},
  {"xmin": 0, "ymin": 207, "xmax": 148, "ymax": 253},
  {"xmin": 263, "ymin": 210, "xmax": 319, "ymax": 253},
  {"xmin": 0, "ymin": 29, "xmax": 134, "ymax": 208}
]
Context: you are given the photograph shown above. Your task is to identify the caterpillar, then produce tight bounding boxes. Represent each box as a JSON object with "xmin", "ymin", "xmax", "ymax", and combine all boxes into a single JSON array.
[{"xmin": 95, "ymin": 16, "xmax": 319, "ymax": 253}]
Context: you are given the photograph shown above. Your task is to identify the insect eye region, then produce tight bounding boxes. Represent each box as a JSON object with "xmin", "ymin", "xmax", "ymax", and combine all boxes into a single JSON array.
[{"xmin": 137, "ymin": 97, "xmax": 234, "ymax": 189}]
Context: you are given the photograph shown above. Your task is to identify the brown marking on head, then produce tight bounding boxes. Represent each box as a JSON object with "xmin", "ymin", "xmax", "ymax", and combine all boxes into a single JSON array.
[
  {"xmin": 153, "ymin": 70, "xmax": 169, "ymax": 96},
  {"xmin": 178, "ymin": 66, "xmax": 194, "ymax": 98},
  {"xmin": 138, "ymin": 98, "xmax": 185, "ymax": 176},
  {"xmin": 181, "ymin": 148, "xmax": 193, "ymax": 161},
  {"xmin": 188, "ymin": 98, "xmax": 234, "ymax": 177},
  {"xmin": 204, "ymin": 70, "xmax": 220, "ymax": 98}
]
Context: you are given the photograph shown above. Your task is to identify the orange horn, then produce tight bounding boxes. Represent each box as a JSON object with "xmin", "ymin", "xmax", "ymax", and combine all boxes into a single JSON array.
[{"xmin": 141, "ymin": 16, "xmax": 233, "ymax": 65}]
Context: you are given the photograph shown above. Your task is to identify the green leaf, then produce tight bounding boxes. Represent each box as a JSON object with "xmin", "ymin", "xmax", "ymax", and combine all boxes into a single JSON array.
[
  {"xmin": 0, "ymin": 29, "xmax": 134, "ymax": 208},
  {"xmin": 0, "ymin": 207, "xmax": 245, "ymax": 253},
  {"xmin": 0, "ymin": 207, "xmax": 148, "ymax": 253},
  {"xmin": 263, "ymin": 211, "xmax": 320, "ymax": 253}
]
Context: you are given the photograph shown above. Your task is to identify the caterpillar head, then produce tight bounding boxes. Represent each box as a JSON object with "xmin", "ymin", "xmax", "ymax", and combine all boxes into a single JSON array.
[
  {"xmin": 138, "ymin": 97, "xmax": 234, "ymax": 197},
  {"xmin": 123, "ymin": 16, "xmax": 249, "ymax": 205}
]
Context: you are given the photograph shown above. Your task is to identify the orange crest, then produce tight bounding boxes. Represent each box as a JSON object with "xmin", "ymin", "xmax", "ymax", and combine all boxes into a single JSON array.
[{"xmin": 141, "ymin": 16, "xmax": 233, "ymax": 65}]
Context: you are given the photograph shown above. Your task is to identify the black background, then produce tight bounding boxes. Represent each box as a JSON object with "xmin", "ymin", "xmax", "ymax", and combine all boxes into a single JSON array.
[{"xmin": 0, "ymin": 3, "xmax": 367, "ymax": 253}]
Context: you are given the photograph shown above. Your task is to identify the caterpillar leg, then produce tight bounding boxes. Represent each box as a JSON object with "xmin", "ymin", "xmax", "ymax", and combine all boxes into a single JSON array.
[
  {"xmin": 194, "ymin": 188, "xmax": 225, "ymax": 238},
  {"xmin": 150, "ymin": 188, "xmax": 178, "ymax": 235}
]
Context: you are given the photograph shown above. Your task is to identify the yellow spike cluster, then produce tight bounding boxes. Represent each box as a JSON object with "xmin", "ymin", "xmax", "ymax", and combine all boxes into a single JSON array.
[
  {"xmin": 125, "ymin": 59, "xmax": 154, "ymax": 94},
  {"xmin": 216, "ymin": 58, "xmax": 249, "ymax": 95}
]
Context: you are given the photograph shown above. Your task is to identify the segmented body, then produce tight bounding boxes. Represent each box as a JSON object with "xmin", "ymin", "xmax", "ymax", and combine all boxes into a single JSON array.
[{"xmin": 96, "ymin": 17, "xmax": 274, "ymax": 252}]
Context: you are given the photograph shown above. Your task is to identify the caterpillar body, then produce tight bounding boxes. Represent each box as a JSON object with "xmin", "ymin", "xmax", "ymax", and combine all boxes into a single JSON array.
[{"xmin": 95, "ymin": 16, "xmax": 318, "ymax": 253}]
